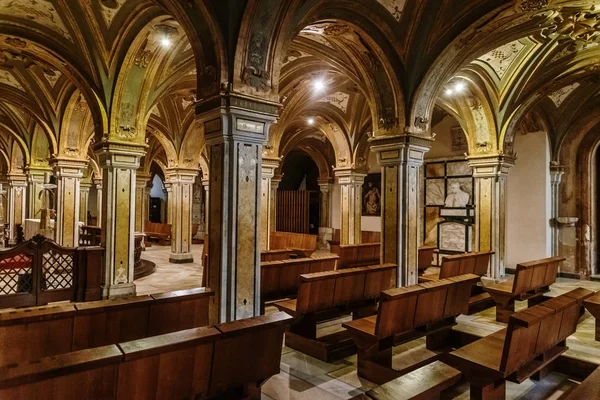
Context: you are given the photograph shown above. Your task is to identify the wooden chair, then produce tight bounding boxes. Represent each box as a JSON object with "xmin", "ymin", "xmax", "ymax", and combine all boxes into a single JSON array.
[
  {"xmin": 417, "ymin": 245, "xmax": 437, "ymax": 274},
  {"xmin": 583, "ymin": 291, "xmax": 600, "ymax": 341},
  {"xmin": 484, "ymin": 256, "xmax": 565, "ymax": 322},
  {"xmin": 564, "ymin": 364, "xmax": 600, "ymax": 399},
  {"xmin": 275, "ymin": 264, "xmax": 396, "ymax": 361},
  {"xmin": 343, "ymin": 274, "xmax": 479, "ymax": 384},
  {"xmin": 442, "ymin": 287, "xmax": 594, "ymax": 399}
]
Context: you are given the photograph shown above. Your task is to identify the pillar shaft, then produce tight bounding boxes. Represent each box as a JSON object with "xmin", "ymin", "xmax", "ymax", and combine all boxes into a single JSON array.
[
  {"xmin": 53, "ymin": 160, "xmax": 87, "ymax": 247},
  {"xmin": 26, "ymin": 167, "xmax": 51, "ymax": 219},
  {"xmin": 261, "ymin": 157, "xmax": 280, "ymax": 251},
  {"xmin": 79, "ymin": 183, "xmax": 92, "ymax": 224},
  {"xmin": 94, "ymin": 141, "xmax": 145, "ymax": 297},
  {"xmin": 468, "ymin": 155, "xmax": 515, "ymax": 279},
  {"xmin": 135, "ymin": 174, "xmax": 151, "ymax": 232},
  {"xmin": 371, "ymin": 135, "xmax": 432, "ymax": 286},
  {"xmin": 166, "ymin": 169, "xmax": 198, "ymax": 263},
  {"xmin": 7, "ymin": 173, "xmax": 26, "ymax": 244},
  {"xmin": 317, "ymin": 179, "xmax": 333, "ymax": 250},
  {"xmin": 202, "ymin": 178, "xmax": 209, "ymax": 237},
  {"xmin": 335, "ymin": 169, "xmax": 365, "ymax": 245},
  {"xmin": 94, "ymin": 178, "xmax": 102, "ymax": 227},
  {"xmin": 199, "ymin": 95, "xmax": 277, "ymax": 323},
  {"xmin": 550, "ymin": 165, "xmax": 564, "ymax": 258}
]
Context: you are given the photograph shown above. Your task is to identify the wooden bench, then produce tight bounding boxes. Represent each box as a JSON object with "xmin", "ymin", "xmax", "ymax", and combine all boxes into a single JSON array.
[
  {"xmin": 328, "ymin": 229, "xmax": 381, "ymax": 253},
  {"xmin": 583, "ymin": 291, "xmax": 600, "ymax": 341},
  {"xmin": 484, "ymin": 256, "xmax": 565, "ymax": 322},
  {"xmin": 0, "ymin": 312, "xmax": 292, "ymax": 399},
  {"xmin": 144, "ymin": 220, "xmax": 172, "ymax": 245},
  {"xmin": 335, "ymin": 242, "xmax": 380, "ymax": 269},
  {"xmin": 260, "ymin": 255, "xmax": 338, "ymax": 304},
  {"xmin": 351, "ymin": 361, "xmax": 462, "ymax": 400},
  {"xmin": 442, "ymin": 287, "xmax": 594, "ymax": 399},
  {"xmin": 564, "ymin": 364, "xmax": 600, "ymax": 399},
  {"xmin": 0, "ymin": 287, "xmax": 214, "ymax": 367},
  {"xmin": 261, "ymin": 249, "xmax": 293, "ymax": 262},
  {"xmin": 417, "ymin": 245, "xmax": 437, "ymax": 274},
  {"xmin": 270, "ymin": 231, "xmax": 317, "ymax": 257},
  {"xmin": 275, "ymin": 264, "xmax": 396, "ymax": 361},
  {"xmin": 343, "ymin": 274, "xmax": 479, "ymax": 384}
]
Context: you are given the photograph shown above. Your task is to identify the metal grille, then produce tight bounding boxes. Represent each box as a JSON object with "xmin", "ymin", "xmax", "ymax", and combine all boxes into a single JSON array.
[
  {"xmin": 42, "ymin": 250, "xmax": 74, "ymax": 291},
  {"xmin": 0, "ymin": 254, "xmax": 33, "ymax": 295}
]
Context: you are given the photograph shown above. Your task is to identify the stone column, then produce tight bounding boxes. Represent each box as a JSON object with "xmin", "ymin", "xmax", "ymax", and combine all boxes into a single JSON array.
[
  {"xmin": 94, "ymin": 178, "xmax": 102, "ymax": 227},
  {"xmin": 550, "ymin": 164, "xmax": 564, "ymax": 258},
  {"xmin": 164, "ymin": 184, "xmax": 172, "ymax": 224},
  {"xmin": 318, "ymin": 179, "xmax": 333, "ymax": 249},
  {"xmin": 335, "ymin": 168, "xmax": 366, "ymax": 246},
  {"xmin": 79, "ymin": 182, "xmax": 92, "ymax": 224},
  {"xmin": 270, "ymin": 175, "xmax": 281, "ymax": 237},
  {"xmin": 261, "ymin": 157, "xmax": 280, "ymax": 251},
  {"xmin": 468, "ymin": 155, "xmax": 515, "ymax": 279},
  {"xmin": 202, "ymin": 178, "xmax": 209, "ymax": 237},
  {"xmin": 371, "ymin": 135, "xmax": 432, "ymax": 287},
  {"xmin": 135, "ymin": 174, "xmax": 151, "ymax": 233},
  {"xmin": 94, "ymin": 141, "xmax": 146, "ymax": 297},
  {"xmin": 198, "ymin": 95, "xmax": 277, "ymax": 323},
  {"xmin": 165, "ymin": 168, "xmax": 198, "ymax": 263},
  {"xmin": 53, "ymin": 159, "xmax": 87, "ymax": 247},
  {"xmin": 25, "ymin": 167, "xmax": 51, "ymax": 219},
  {"xmin": 7, "ymin": 173, "xmax": 26, "ymax": 244}
]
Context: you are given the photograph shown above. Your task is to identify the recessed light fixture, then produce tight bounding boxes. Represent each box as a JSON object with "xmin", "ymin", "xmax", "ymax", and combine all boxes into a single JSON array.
[
  {"xmin": 307, "ymin": 117, "xmax": 315, "ymax": 125},
  {"xmin": 454, "ymin": 81, "xmax": 466, "ymax": 93},
  {"xmin": 160, "ymin": 37, "xmax": 172, "ymax": 47},
  {"xmin": 445, "ymin": 88, "xmax": 454, "ymax": 96},
  {"xmin": 313, "ymin": 78, "xmax": 326, "ymax": 93}
]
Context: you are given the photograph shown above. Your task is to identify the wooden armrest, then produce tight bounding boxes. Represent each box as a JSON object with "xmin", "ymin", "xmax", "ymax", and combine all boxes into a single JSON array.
[
  {"xmin": 274, "ymin": 300, "xmax": 297, "ymax": 317},
  {"xmin": 443, "ymin": 329, "xmax": 506, "ymax": 377},
  {"xmin": 342, "ymin": 315, "xmax": 377, "ymax": 339},
  {"xmin": 484, "ymin": 281, "xmax": 513, "ymax": 295}
]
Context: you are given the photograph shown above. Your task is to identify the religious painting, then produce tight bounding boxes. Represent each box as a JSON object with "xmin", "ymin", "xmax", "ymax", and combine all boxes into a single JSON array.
[
  {"xmin": 362, "ymin": 173, "xmax": 381, "ymax": 216},
  {"xmin": 451, "ymin": 127, "xmax": 468, "ymax": 152}
]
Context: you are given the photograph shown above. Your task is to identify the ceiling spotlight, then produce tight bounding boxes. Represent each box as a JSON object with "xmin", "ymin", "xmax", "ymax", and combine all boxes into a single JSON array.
[
  {"xmin": 445, "ymin": 88, "xmax": 454, "ymax": 96},
  {"xmin": 160, "ymin": 37, "xmax": 172, "ymax": 47},
  {"xmin": 313, "ymin": 78, "xmax": 326, "ymax": 93},
  {"xmin": 454, "ymin": 81, "xmax": 466, "ymax": 93},
  {"xmin": 307, "ymin": 117, "xmax": 315, "ymax": 125}
]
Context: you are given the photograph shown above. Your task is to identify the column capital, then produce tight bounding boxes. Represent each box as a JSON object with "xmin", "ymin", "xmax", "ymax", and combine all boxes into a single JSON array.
[
  {"xmin": 25, "ymin": 166, "xmax": 52, "ymax": 182},
  {"xmin": 201, "ymin": 178, "xmax": 210, "ymax": 188},
  {"xmin": 165, "ymin": 168, "xmax": 199, "ymax": 184},
  {"xmin": 93, "ymin": 141, "xmax": 147, "ymax": 169},
  {"xmin": 93, "ymin": 178, "xmax": 102, "ymax": 189},
  {"xmin": 334, "ymin": 168, "xmax": 366, "ymax": 185},
  {"xmin": 136, "ymin": 173, "xmax": 152, "ymax": 187},
  {"xmin": 262, "ymin": 156, "xmax": 281, "ymax": 178},
  {"xmin": 317, "ymin": 178, "xmax": 333, "ymax": 192},
  {"xmin": 467, "ymin": 154, "xmax": 516, "ymax": 178},
  {"xmin": 550, "ymin": 163, "xmax": 565, "ymax": 184},
  {"xmin": 369, "ymin": 134, "xmax": 433, "ymax": 167},
  {"xmin": 7, "ymin": 172, "xmax": 27, "ymax": 186},
  {"xmin": 80, "ymin": 182, "xmax": 93, "ymax": 190},
  {"xmin": 51, "ymin": 158, "xmax": 88, "ymax": 178}
]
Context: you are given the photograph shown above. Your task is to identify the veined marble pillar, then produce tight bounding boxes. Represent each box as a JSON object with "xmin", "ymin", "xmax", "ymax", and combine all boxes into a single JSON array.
[
  {"xmin": 550, "ymin": 164, "xmax": 564, "ymax": 258},
  {"xmin": 318, "ymin": 179, "xmax": 333, "ymax": 250},
  {"xmin": 468, "ymin": 155, "xmax": 515, "ymax": 279},
  {"xmin": 261, "ymin": 157, "xmax": 280, "ymax": 251},
  {"xmin": 7, "ymin": 173, "xmax": 26, "ymax": 245},
  {"xmin": 198, "ymin": 95, "xmax": 277, "ymax": 323},
  {"xmin": 79, "ymin": 182, "xmax": 92, "ymax": 224},
  {"xmin": 165, "ymin": 169, "xmax": 197, "ymax": 263},
  {"xmin": 26, "ymin": 167, "xmax": 51, "ymax": 219},
  {"xmin": 335, "ymin": 169, "xmax": 365, "ymax": 246},
  {"xmin": 53, "ymin": 159, "xmax": 87, "ymax": 247},
  {"xmin": 135, "ymin": 174, "xmax": 151, "ymax": 233},
  {"xmin": 371, "ymin": 135, "xmax": 432, "ymax": 287},
  {"xmin": 94, "ymin": 142, "xmax": 145, "ymax": 297},
  {"xmin": 94, "ymin": 178, "xmax": 102, "ymax": 227}
]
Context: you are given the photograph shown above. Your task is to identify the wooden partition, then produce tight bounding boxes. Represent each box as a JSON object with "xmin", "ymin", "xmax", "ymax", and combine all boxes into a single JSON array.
[{"xmin": 276, "ymin": 190, "xmax": 310, "ymax": 233}]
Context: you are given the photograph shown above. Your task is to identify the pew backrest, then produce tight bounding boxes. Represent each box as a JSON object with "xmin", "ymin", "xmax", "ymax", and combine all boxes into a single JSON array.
[
  {"xmin": 418, "ymin": 246, "xmax": 436, "ymax": 272},
  {"xmin": 438, "ymin": 251, "xmax": 494, "ymax": 279},
  {"xmin": 336, "ymin": 243, "xmax": 380, "ymax": 269},
  {"xmin": 270, "ymin": 231, "xmax": 317, "ymax": 251},
  {"xmin": 511, "ymin": 257, "xmax": 565, "ymax": 295}
]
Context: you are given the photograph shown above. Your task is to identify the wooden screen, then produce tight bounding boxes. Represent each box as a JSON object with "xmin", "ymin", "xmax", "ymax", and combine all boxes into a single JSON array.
[{"xmin": 276, "ymin": 190, "xmax": 310, "ymax": 233}]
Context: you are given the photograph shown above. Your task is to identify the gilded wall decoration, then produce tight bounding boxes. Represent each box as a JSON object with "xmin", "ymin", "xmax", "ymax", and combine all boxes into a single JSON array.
[
  {"xmin": 542, "ymin": 10, "xmax": 600, "ymax": 45},
  {"xmin": 548, "ymin": 82, "xmax": 580, "ymax": 108},
  {"xmin": 99, "ymin": 0, "xmax": 126, "ymax": 27},
  {"xmin": 0, "ymin": 70, "xmax": 24, "ymax": 91},
  {"xmin": 41, "ymin": 68, "xmax": 61, "ymax": 87},
  {"xmin": 376, "ymin": 0, "xmax": 406, "ymax": 22},
  {"xmin": 478, "ymin": 40, "xmax": 526, "ymax": 80},
  {"xmin": 516, "ymin": 0, "xmax": 549, "ymax": 12},
  {"xmin": 317, "ymin": 92, "xmax": 350, "ymax": 113},
  {"xmin": 0, "ymin": 0, "xmax": 72, "ymax": 41}
]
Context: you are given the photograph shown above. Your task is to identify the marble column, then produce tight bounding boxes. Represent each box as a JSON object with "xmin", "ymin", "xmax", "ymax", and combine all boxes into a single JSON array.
[
  {"xmin": 94, "ymin": 178, "xmax": 102, "ymax": 227},
  {"xmin": 7, "ymin": 173, "xmax": 26, "ymax": 245},
  {"xmin": 202, "ymin": 178, "xmax": 209, "ymax": 238},
  {"xmin": 165, "ymin": 168, "xmax": 198, "ymax": 263},
  {"xmin": 94, "ymin": 141, "xmax": 145, "ymax": 297},
  {"xmin": 318, "ymin": 179, "xmax": 333, "ymax": 249},
  {"xmin": 270, "ymin": 175, "xmax": 281, "ymax": 238},
  {"xmin": 25, "ymin": 167, "xmax": 51, "ymax": 219},
  {"xmin": 550, "ymin": 164, "xmax": 564, "ymax": 258},
  {"xmin": 79, "ymin": 182, "xmax": 92, "ymax": 224},
  {"xmin": 135, "ymin": 174, "xmax": 151, "ymax": 233},
  {"xmin": 468, "ymin": 155, "xmax": 515, "ymax": 280},
  {"xmin": 335, "ymin": 168, "xmax": 365, "ymax": 246},
  {"xmin": 261, "ymin": 157, "xmax": 280, "ymax": 251},
  {"xmin": 198, "ymin": 95, "xmax": 277, "ymax": 323},
  {"xmin": 371, "ymin": 135, "xmax": 432, "ymax": 287},
  {"xmin": 53, "ymin": 159, "xmax": 87, "ymax": 247}
]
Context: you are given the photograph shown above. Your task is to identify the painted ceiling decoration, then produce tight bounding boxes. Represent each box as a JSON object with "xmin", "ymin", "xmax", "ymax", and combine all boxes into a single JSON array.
[
  {"xmin": 99, "ymin": 0, "xmax": 127, "ymax": 27},
  {"xmin": 0, "ymin": 0, "xmax": 72, "ymax": 41},
  {"xmin": 0, "ymin": 69, "xmax": 24, "ymax": 91},
  {"xmin": 477, "ymin": 40, "xmax": 527, "ymax": 80},
  {"xmin": 376, "ymin": 0, "xmax": 406, "ymax": 22},
  {"xmin": 548, "ymin": 82, "xmax": 580, "ymax": 108},
  {"xmin": 317, "ymin": 92, "xmax": 350, "ymax": 113}
]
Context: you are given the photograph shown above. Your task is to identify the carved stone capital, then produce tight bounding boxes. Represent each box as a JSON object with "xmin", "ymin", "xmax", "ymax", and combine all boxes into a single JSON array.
[
  {"xmin": 370, "ymin": 134, "xmax": 433, "ymax": 167},
  {"xmin": 93, "ymin": 141, "xmax": 147, "ymax": 170},
  {"xmin": 550, "ymin": 164, "xmax": 565, "ymax": 185},
  {"xmin": 333, "ymin": 168, "xmax": 366, "ymax": 185},
  {"xmin": 51, "ymin": 158, "xmax": 88, "ymax": 179},
  {"xmin": 164, "ymin": 168, "xmax": 199, "ymax": 185},
  {"xmin": 467, "ymin": 155, "xmax": 516, "ymax": 178}
]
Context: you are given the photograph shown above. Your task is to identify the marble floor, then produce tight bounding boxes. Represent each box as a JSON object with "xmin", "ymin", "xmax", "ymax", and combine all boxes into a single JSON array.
[{"xmin": 138, "ymin": 245, "xmax": 600, "ymax": 399}]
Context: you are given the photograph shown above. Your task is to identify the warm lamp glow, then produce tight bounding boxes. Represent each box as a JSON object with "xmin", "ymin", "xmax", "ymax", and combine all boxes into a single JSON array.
[
  {"xmin": 307, "ymin": 117, "xmax": 315, "ymax": 125},
  {"xmin": 313, "ymin": 78, "xmax": 326, "ymax": 93},
  {"xmin": 454, "ymin": 81, "xmax": 466, "ymax": 93},
  {"xmin": 160, "ymin": 37, "xmax": 172, "ymax": 47}
]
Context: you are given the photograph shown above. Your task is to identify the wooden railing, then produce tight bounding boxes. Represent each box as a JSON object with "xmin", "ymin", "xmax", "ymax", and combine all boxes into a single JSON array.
[
  {"xmin": 0, "ymin": 235, "xmax": 103, "ymax": 308},
  {"xmin": 79, "ymin": 225, "xmax": 101, "ymax": 246}
]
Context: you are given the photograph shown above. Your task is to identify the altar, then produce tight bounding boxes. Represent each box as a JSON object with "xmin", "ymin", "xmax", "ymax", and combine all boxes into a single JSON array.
[{"xmin": 23, "ymin": 218, "xmax": 55, "ymax": 241}]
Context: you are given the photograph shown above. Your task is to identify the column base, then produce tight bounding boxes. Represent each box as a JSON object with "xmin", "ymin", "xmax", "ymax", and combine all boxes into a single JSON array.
[
  {"xmin": 169, "ymin": 252, "xmax": 194, "ymax": 263},
  {"xmin": 104, "ymin": 282, "xmax": 136, "ymax": 298},
  {"xmin": 318, "ymin": 227, "xmax": 333, "ymax": 250}
]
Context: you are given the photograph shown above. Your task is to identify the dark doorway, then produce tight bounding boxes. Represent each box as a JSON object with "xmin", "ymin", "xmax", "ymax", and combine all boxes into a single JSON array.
[{"xmin": 149, "ymin": 197, "xmax": 162, "ymax": 223}]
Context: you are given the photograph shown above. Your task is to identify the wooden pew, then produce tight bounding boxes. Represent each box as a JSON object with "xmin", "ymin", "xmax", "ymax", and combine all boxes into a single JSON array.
[
  {"xmin": 0, "ymin": 312, "xmax": 292, "ymax": 400},
  {"xmin": 484, "ymin": 256, "xmax": 565, "ymax": 322},
  {"xmin": 144, "ymin": 221, "xmax": 172, "ymax": 245},
  {"xmin": 261, "ymin": 249, "xmax": 293, "ymax": 262},
  {"xmin": 583, "ymin": 291, "xmax": 600, "ymax": 341},
  {"xmin": 328, "ymin": 229, "xmax": 381, "ymax": 254},
  {"xmin": 0, "ymin": 287, "xmax": 214, "ymax": 366},
  {"xmin": 270, "ymin": 231, "xmax": 317, "ymax": 257},
  {"xmin": 442, "ymin": 287, "xmax": 594, "ymax": 399},
  {"xmin": 564, "ymin": 364, "xmax": 600, "ymax": 399},
  {"xmin": 274, "ymin": 264, "xmax": 396, "ymax": 361},
  {"xmin": 417, "ymin": 245, "xmax": 437, "ymax": 274},
  {"xmin": 343, "ymin": 274, "xmax": 479, "ymax": 384},
  {"xmin": 335, "ymin": 242, "xmax": 380, "ymax": 269}
]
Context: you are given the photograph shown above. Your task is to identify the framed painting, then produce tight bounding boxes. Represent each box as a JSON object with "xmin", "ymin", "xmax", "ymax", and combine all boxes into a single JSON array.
[{"xmin": 362, "ymin": 173, "xmax": 381, "ymax": 216}]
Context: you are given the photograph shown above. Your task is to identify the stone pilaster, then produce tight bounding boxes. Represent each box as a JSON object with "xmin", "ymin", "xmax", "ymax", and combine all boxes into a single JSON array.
[
  {"xmin": 202, "ymin": 178, "xmax": 209, "ymax": 237},
  {"xmin": 317, "ymin": 179, "xmax": 333, "ymax": 250},
  {"xmin": 7, "ymin": 173, "xmax": 26, "ymax": 244},
  {"xmin": 25, "ymin": 167, "xmax": 51, "ymax": 219},
  {"xmin": 371, "ymin": 135, "xmax": 432, "ymax": 286},
  {"xmin": 135, "ymin": 174, "xmax": 151, "ymax": 233},
  {"xmin": 261, "ymin": 157, "xmax": 280, "ymax": 251},
  {"xmin": 94, "ymin": 178, "xmax": 102, "ymax": 227},
  {"xmin": 468, "ymin": 155, "xmax": 515, "ymax": 279},
  {"xmin": 334, "ymin": 168, "xmax": 365, "ymax": 246},
  {"xmin": 198, "ymin": 94, "xmax": 278, "ymax": 323},
  {"xmin": 53, "ymin": 159, "xmax": 87, "ymax": 247},
  {"xmin": 550, "ymin": 164, "xmax": 564, "ymax": 258},
  {"xmin": 94, "ymin": 141, "xmax": 146, "ymax": 298},
  {"xmin": 79, "ymin": 182, "xmax": 92, "ymax": 224},
  {"xmin": 270, "ymin": 176, "xmax": 281, "ymax": 237},
  {"xmin": 165, "ymin": 168, "xmax": 198, "ymax": 263}
]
